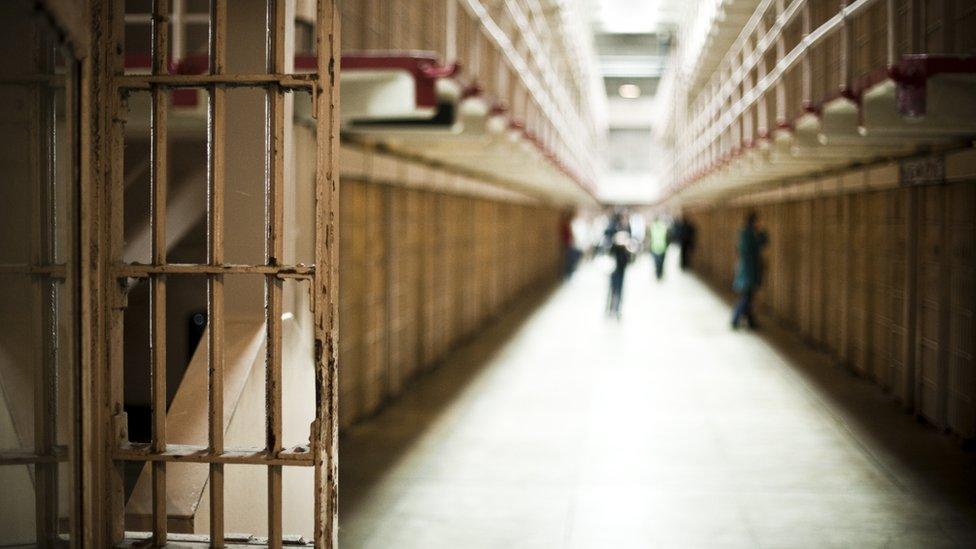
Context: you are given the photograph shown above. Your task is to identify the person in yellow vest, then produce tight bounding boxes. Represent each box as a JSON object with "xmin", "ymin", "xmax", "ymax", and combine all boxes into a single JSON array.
[{"xmin": 648, "ymin": 217, "xmax": 670, "ymax": 281}]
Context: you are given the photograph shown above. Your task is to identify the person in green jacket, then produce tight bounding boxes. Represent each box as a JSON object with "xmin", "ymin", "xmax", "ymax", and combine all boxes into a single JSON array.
[
  {"xmin": 731, "ymin": 211, "xmax": 768, "ymax": 329},
  {"xmin": 648, "ymin": 217, "xmax": 669, "ymax": 281}
]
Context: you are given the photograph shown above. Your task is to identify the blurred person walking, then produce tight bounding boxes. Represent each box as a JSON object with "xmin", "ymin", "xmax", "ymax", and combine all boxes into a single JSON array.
[
  {"xmin": 605, "ymin": 213, "xmax": 635, "ymax": 319},
  {"xmin": 731, "ymin": 211, "xmax": 768, "ymax": 329},
  {"xmin": 648, "ymin": 217, "xmax": 669, "ymax": 281}
]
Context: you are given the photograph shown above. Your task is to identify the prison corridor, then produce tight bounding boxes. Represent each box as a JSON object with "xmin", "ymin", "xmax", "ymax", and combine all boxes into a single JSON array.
[{"xmin": 339, "ymin": 256, "xmax": 976, "ymax": 548}]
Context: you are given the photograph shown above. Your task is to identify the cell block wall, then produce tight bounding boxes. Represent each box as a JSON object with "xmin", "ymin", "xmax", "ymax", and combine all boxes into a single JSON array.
[
  {"xmin": 338, "ymin": 174, "xmax": 562, "ymax": 428},
  {"xmin": 686, "ymin": 152, "xmax": 976, "ymax": 441}
]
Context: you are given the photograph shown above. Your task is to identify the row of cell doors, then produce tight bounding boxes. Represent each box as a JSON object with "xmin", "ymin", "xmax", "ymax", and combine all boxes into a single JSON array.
[{"xmin": 759, "ymin": 182, "xmax": 976, "ymax": 439}]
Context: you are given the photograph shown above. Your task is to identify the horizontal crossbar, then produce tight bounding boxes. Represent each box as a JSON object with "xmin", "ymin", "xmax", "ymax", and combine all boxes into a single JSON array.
[
  {"xmin": 115, "ymin": 443, "xmax": 314, "ymax": 466},
  {"xmin": 0, "ymin": 263, "xmax": 68, "ymax": 278},
  {"xmin": 114, "ymin": 73, "xmax": 318, "ymax": 90},
  {"xmin": 121, "ymin": 531, "xmax": 313, "ymax": 547},
  {"xmin": 0, "ymin": 446, "xmax": 68, "ymax": 465},
  {"xmin": 115, "ymin": 263, "xmax": 314, "ymax": 278}
]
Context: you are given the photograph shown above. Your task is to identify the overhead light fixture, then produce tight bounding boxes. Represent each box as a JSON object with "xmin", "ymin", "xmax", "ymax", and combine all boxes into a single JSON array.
[
  {"xmin": 599, "ymin": 0, "xmax": 660, "ymax": 33},
  {"xmin": 618, "ymin": 84, "xmax": 641, "ymax": 99}
]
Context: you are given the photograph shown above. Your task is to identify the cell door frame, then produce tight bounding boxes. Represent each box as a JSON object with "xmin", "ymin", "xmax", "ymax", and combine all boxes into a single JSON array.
[{"xmin": 82, "ymin": 0, "xmax": 340, "ymax": 546}]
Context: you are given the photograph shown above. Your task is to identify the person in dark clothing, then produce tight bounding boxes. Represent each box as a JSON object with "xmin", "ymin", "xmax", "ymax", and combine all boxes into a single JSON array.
[
  {"xmin": 607, "ymin": 230, "xmax": 634, "ymax": 319},
  {"xmin": 732, "ymin": 211, "xmax": 768, "ymax": 329},
  {"xmin": 674, "ymin": 218, "xmax": 696, "ymax": 270},
  {"xmin": 602, "ymin": 210, "xmax": 628, "ymax": 251},
  {"xmin": 607, "ymin": 213, "xmax": 633, "ymax": 318}
]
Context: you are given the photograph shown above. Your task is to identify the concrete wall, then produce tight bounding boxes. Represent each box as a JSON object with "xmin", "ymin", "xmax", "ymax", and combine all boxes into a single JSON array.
[{"xmin": 685, "ymin": 149, "xmax": 976, "ymax": 441}]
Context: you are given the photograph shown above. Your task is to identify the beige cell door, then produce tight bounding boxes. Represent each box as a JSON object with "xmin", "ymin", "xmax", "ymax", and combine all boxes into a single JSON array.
[
  {"xmin": 916, "ymin": 183, "xmax": 949, "ymax": 428},
  {"xmin": 102, "ymin": 1, "xmax": 339, "ymax": 546},
  {"xmin": 946, "ymin": 182, "xmax": 976, "ymax": 438}
]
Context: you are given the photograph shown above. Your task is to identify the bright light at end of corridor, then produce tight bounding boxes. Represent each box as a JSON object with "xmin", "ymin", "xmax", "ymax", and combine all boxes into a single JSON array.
[
  {"xmin": 618, "ymin": 84, "xmax": 642, "ymax": 99},
  {"xmin": 597, "ymin": 0, "xmax": 660, "ymax": 33}
]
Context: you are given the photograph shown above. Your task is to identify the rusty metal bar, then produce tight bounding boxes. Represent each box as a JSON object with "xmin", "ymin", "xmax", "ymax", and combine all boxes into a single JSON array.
[
  {"xmin": 29, "ymin": 26, "xmax": 57, "ymax": 541},
  {"xmin": 115, "ymin": 443, "xmax": 314, "ymax": 466},
  {"xmin": 59, "ymin": 38, "xmax": 82, "ymax": 544},
  {"xmin": 96, "ymin": 1, "xmax": 341, "ymax": 543},
  {"xmin": 107, "ymin": 0, "xmax": 129, "ymax": 541},
  {"xmin": 0, "ymin": 263, "xmax": 68, "ymax": 277},
  {"xmin": 114, "ymin": 73, "xmax": 316, "ymax": 89},
  {"xmin": 265, "ymin": 2, "xmax": 287, "ymax": 546},
  {"xmin": 0, "ymin": 74, "xmax": 68, "ymax": 86},
  {"xmin": 122, "ymin": 532, "xmax": 313, "ymax": 546},
  {"xmin": 115, "ymin": 263, "xmax": 314, "ymax": 277},
  {"xmin": 149, "ymin": 0, "xmax": 171, "ymax": 543},
  {"xmin": 313, "ymin": 2, "xmax": 341, "ymax": 545},
  {"xmin": 0, "ymin": 447, "xmax": 69, "ymax": 466},
  {"xmin": 208, "ymin": 0, "xmax": 227, "ymax": 545}
]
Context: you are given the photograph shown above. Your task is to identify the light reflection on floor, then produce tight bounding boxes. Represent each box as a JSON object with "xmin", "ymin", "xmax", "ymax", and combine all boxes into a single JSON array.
[{"xmin": 339, "ymin": 253, "xmax": 976, "ymax": 548}]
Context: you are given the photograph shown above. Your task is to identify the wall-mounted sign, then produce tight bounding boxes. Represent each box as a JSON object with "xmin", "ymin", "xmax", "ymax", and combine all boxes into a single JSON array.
[{"xmin": 899, "ymin": 155, "xmax": 945, "ymax": 186}]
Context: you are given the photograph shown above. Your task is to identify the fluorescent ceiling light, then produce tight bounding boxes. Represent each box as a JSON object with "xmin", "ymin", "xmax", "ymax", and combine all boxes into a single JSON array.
[
  {"xmin": 618, "ymin": 84, "xmax": 642, "ymax": 99},
  {"xmin": 598, "ymin": 0, "xmax": 660, "ymax": 33}
]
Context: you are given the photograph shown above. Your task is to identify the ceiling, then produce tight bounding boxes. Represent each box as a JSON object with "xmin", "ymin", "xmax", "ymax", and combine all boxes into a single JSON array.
[
  {"xmin": 589, "ymin": 0, "xmax": 693, "ymax": 204},
  {"xmin": 592, "ymin": 0, "xmax": 688, "ymax": 33}
]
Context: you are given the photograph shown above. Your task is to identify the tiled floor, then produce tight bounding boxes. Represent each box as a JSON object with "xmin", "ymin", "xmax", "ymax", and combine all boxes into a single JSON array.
[{"xmin": 339, "ymin": 254, "xmax": 976, "ymax": 548}]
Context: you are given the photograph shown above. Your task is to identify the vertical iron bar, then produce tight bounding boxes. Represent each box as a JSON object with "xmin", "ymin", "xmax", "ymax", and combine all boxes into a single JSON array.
[
  {"xmin": 41, "ymin": 35, "xmax": 61, "ymax": 545},
  {"xmin": 61, "ymin": 39, "xmax": 82, "ymax": 546},
  {"xmin": 207, "ymin": 0, "xmax": 227, "ymax": 545},
  {"xmin": 150, "ymin": 0, "xmax": 171, "ymax": 543},
  {"xmin": 106, "ymin": 0, "xmax": 129, "ymax": 541},
  {"xmin": 266, "ymin": 1, "xmax": 287, "ymax": 546},
  {"xmin": 29, "ymin": 22, "xmax": 56, "ymax": 544},
  {"xmin": 314, "ymin": 0, "xmax": 341, "ymax": 545}
]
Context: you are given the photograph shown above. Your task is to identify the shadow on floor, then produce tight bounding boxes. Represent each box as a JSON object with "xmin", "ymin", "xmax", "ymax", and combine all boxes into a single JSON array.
[
  {"xmin": 697, "ymin": 273, "xmax": 976, "ymax": 522},
  {"xmin": 338, "ymin": 283, "xmax": 558, "ymax": 515}
]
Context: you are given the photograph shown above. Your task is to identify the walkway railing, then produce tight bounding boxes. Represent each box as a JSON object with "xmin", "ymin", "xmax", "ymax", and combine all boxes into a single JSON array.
[{"xmin": 659, "ymin": 0, "xmax": 976, "ymax": 199}]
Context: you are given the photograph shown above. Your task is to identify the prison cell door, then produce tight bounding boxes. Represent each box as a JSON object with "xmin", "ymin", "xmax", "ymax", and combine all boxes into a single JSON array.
[{"xmin": 101, "ymin": 0, "xmax": 340, "ymax": 546}]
